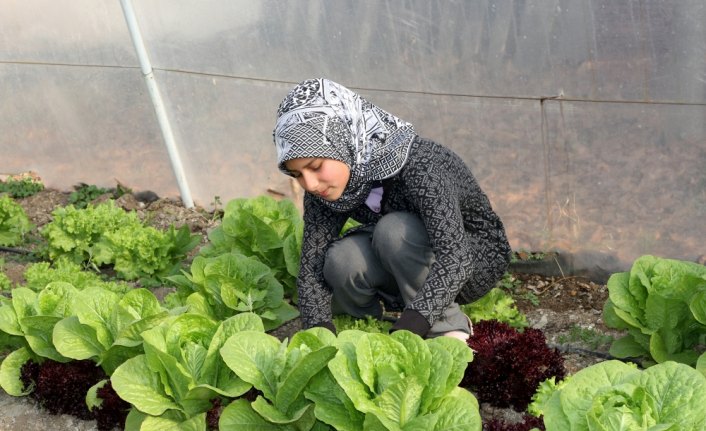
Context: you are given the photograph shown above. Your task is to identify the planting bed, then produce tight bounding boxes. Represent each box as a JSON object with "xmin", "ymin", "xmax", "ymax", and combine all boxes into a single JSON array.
[{"xmin": 0, "ymin": 188, "xmax": 623, "ymax": 430}]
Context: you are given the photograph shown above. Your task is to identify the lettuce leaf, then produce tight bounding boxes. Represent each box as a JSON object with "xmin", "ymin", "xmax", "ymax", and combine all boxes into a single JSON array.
[
  {"xmin": 0, "ymin": 195, "xmax": 34, "ymax": 247},
  {"xmin": 219, "ymin": 328, "xmax": 337, "ymax": 430},
  {"xmin": 168, "ymin": 252, "xmax": 298, "ymax": 331}
]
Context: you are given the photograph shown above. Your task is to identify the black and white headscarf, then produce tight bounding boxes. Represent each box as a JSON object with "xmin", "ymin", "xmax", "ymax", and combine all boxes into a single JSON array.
[{"xmin": 273, "ymin": 78, "xmax": 416, "ymax": 212}]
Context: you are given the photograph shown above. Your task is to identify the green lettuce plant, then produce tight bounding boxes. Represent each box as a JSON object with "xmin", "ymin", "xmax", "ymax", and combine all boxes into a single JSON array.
[
  {"xmin": 52, "ymin": 285, "xmax": 173, "ymax": 375},
  {"xmin": 603, "ymin": 255, "xmax": 706, "ymax": 367},
  {"xmin": 309, "ymin": 329, "xmax": 481, "ymax": 431},
  {"xmin": 93, "ymin": 223, "xmax": 200, "ymax": 281},
  {"xmin": 0, "ymin": 295, "xmax": 22, "ymax": 353},
  {"xmin": 167, "ymin": 252, "xmax": 299, "ymax": 331},
  {"xmin": 0, "ymin": 282, "xmax": 79, "ymax": 396},
  {"xmin": 333, "ymin": 315, "xmax": 393, "ymax": 334},
  {"xmin": 68, "ymin": 183, "xmax": 111, "ymax": 209},
  {"xmin": 200, "ymin": 196, "xmax": 303, "ymax": 301},
  {"xmin": 218, "ymin": 327, "xmax": 338, "ymax": 430},
  {"xmin": 111, "ymin": 312, "xmax": 261, "ymax": 430},
  {"xmin": 0, "ymin": 177, "xmax": 44, "ymax": 198},
  {"xmin": 461, "ymin": 286, "xmax": 528, "ymax": 329},
  {"xmin": 0, "ymin": 195, "xmax": 34, "ymax": 246},
  {"xmin": 0, "ymin": 277, "xmax": 172, "ymax": 397},
  {"xmin": 41, "ymin": 200, "xmax": 200, "ymax": 281},
  {"xmin": 0, "ymin": 274, "xmax": 9, "ymax": 292},
  {"xmin": 0, "ymin": 259, "xmax": 11, "ymax": 291},
  {"xmin": 530, "ymin": 360, "xmax": 706, "ymax": 430},
  {"xmin": 556, "ymin": 324, "xmax": 614, "ymax": 350},
  {"xmin": 41, "ymin": 200, "xmax": 139, "ymax": 263},
  {"xmin": 23, "ymin": 257, "xmax": 131, "ymax": 293}
]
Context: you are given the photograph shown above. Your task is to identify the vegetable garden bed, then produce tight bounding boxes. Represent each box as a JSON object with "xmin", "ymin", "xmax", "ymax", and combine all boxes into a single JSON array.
[{"xmin": 1, "ymin": 184, "xmax": 705, "ymax": 431}]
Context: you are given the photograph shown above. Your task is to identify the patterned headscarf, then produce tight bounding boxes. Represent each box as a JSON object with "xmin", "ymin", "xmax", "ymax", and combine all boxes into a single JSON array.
[{"xmin": 273, "ymin": 78, "xmax": 416, "ymax": 212}]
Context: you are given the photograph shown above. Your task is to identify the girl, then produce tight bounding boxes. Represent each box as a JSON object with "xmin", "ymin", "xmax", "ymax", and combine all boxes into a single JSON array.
[{"xmin": 273, "ymin": 78, "xmax": 511, "ymax": 340}]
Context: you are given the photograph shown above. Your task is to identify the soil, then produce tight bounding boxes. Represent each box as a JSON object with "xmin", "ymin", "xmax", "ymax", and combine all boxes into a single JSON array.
[{"xmin": 0, "ymin": 188, "xmax": 626, "ymax": 430}]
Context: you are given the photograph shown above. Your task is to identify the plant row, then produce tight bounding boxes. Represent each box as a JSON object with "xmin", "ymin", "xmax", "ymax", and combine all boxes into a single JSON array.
[
  {"xmin": 1, "ymin": 185, "xmax": 706, "ymax": 430},
  {"xmin": 1, "ymin": 291, "xmax": 481, "ymax": 430},
  {"xmin": 2, "ymin": 283, "xmax": 705, "ymax": 431}
]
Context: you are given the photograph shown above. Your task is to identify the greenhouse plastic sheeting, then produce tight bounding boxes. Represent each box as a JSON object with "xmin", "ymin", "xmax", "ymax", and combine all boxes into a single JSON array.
[{"xmin": 1, "ymin": 0, "xmax": 704, "ymax": 277}]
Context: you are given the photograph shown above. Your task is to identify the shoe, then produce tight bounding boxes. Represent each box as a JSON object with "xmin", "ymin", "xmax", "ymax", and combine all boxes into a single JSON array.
[
  {"xmin": 442, "ymin": 315, "xmax": 473, "ymax": 342},
  {"xmin": 442, "ymin": 330, "xmax": 470, "ymax": 342}
]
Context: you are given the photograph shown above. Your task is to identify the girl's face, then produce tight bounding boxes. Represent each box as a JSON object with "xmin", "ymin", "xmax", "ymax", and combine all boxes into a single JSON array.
[{"xmin": 285, "ymin": 157, "xmax": 350, "ymax": 201}]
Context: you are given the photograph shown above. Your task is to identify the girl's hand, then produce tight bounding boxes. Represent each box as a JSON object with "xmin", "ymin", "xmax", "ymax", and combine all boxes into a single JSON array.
[{"xmin": 390, "ymin": 309, "xmax": 430, "ymax": 337}]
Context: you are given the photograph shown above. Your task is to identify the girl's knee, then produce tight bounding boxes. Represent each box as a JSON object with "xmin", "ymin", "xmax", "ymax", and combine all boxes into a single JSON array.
[
  {"xmin": 324, "ymin": 240, "xmax": 357, "ymax": 284},
  {"xmin": 372, "ymin": 212, "xmax": 428, "ymax": 253},
  {"xmin": 323, "ymin": 234, "xmax": 376, "ymax": 288}
]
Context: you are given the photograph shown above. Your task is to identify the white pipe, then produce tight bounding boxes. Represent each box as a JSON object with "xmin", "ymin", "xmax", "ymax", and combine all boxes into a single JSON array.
[{"xmin": 119, "ymin": 0, "xmax": 194, "ymax": 208}]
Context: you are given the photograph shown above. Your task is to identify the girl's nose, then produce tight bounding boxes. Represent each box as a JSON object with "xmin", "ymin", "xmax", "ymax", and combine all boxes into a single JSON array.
[{"xmin": 299, "ymin": 171, "xmax": 318, "ymax": 192}]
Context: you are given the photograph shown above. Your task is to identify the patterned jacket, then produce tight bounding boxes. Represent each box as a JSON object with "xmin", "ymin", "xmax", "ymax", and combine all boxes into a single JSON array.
[{"xmin": 296, "ymin": 136, "xmax": 511, "ymax": 329}]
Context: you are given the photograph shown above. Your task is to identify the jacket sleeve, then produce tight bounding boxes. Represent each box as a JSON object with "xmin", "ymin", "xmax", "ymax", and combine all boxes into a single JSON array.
[
  {"xmin": 388, "ymin": 139, "xmax": 510, "ymax": 329},
  {"xmin": 296, "ymin": 193, "xmax": 349, "ymax": 328},
  {"xmin": 405, "ymin": 169, "xmax": 476, "ymax": 327}
]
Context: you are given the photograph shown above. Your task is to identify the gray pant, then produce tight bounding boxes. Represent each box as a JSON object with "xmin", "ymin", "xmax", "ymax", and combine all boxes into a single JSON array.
[{"xmin": 323, "ymin": 212, "xmax": 470, "ymax": 337}]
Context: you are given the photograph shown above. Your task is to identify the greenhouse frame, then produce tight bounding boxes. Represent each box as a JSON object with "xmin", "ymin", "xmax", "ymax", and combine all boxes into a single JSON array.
[{"xmin": 2, "ymin": 0, "xmax": 704, "ymax": 275}]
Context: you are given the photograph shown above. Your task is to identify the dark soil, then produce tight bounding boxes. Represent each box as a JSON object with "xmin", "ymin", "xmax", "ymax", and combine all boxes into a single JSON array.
[{"xmin": 0, "ymin": 188, "xmax": 625, "ymax": 430}]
